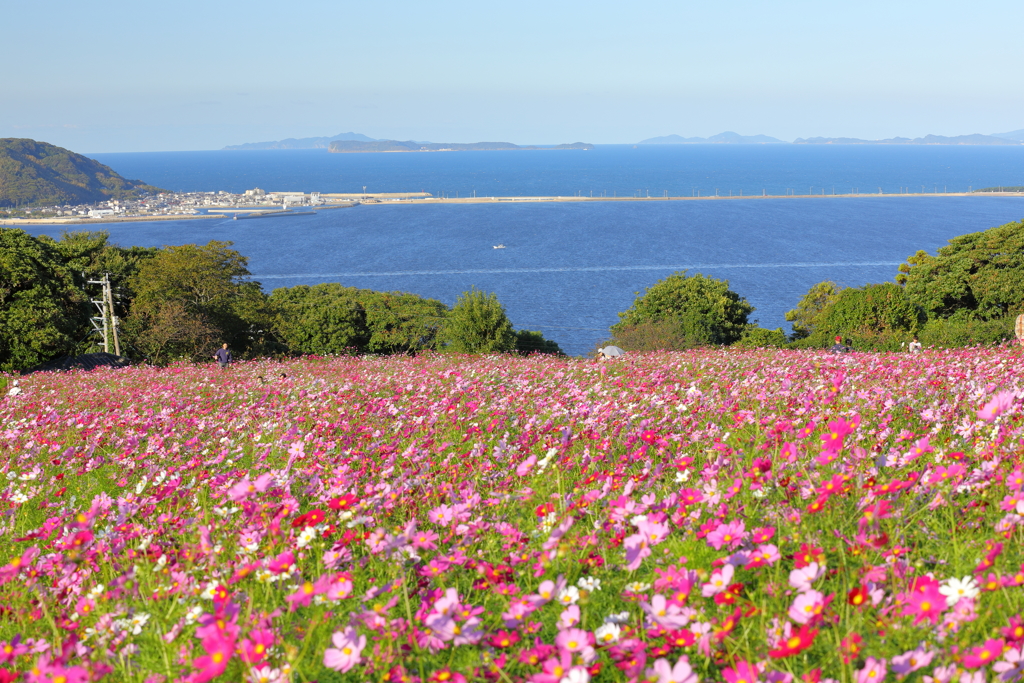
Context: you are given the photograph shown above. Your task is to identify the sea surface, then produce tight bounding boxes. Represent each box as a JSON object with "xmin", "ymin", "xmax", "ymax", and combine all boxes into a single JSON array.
[{"xmin": 30, "ymin": 146, "xmax": 1024, "ymax": 356}]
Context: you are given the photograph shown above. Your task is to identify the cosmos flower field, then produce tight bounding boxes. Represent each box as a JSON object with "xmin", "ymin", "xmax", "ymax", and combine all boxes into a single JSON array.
[{"xmin": 2, "ymin": 347, "xmax": 1024, "ymax": 683}]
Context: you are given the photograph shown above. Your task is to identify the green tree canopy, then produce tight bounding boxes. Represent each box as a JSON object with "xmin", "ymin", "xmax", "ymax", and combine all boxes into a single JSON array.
[
  {"xmin": 785, "ymin": 280, "xmax": 841, "ymax": 340},
  {"xmin": 269, "ymin": 284, "xmax": 369, "ymax": 356},
  {"xmin": 357, "ymin": 290, "xmax": 448, "ymax": 354},
  {"xmin": 612, "ymin": 271, "xmax": 753, "ymax": 347},
  {"xmin": 125, "ymin": 241, "xmax": 267, "ymax": 363},
  {"xmin": 897, "ymin": 219, "xmax": 1024, "ymax": 322},
  {"xmin": 438, "ymin": 287, "xmax": 516, "ymax": 354},
  {"xmin": 807, "ymin": 282, "xmax": 924, "ymax": 350},
  {"xmin": 0, "ymin": 228, "xmax": 89, "ymax": 371}
]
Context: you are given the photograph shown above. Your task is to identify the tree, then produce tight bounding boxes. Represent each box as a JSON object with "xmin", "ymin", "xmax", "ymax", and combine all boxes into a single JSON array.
[
  {"xmin": 612, "ymin": 271, "xmax": 753, "ymax": 347},
  {"xmin": 438, "ymin": 288, "xmax": 516, "ymax": 353},
  {"xmin": 269, "ymin": 284, "xmax": 369, "ymax": 356},
  {"xmin": 0, "ymin": 228, "xmax": 89, "ymax": 371},
  {"xmin": 514, "ymin": 330, "xmax": 565, "ymax": 356},
  {"xmin": 357, "ymin": 290, "xmax": 449, "ymax": 354},
  {"xmin": 808, "ymin": 282, "xmax": 924, "ymax": 350},
  {"xmin": 125, "ymin": 241, "xmax": 267, "ymax": 362},
  {"xmin": 785, "ymin": 281, "xmax": 840, "ymax": 339},
  {"xmin": 897, "ymin": 219, "xmax": 1024, "ymax": 322}
]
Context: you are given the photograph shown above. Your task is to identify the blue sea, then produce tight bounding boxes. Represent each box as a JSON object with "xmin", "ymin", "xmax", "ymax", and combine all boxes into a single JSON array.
[{"xmin": 29, "ymin": 145, "xmax": 1024, "ymax": 356}]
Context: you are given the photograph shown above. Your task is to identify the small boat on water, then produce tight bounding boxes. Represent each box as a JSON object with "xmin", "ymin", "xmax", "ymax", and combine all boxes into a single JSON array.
[{"xmin": 493, "ymin": 244, "xmax": 506, "ymax": 249}]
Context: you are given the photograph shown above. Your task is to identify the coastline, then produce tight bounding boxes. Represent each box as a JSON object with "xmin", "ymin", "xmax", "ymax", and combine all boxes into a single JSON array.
[{"xmin": 5, "ymin": 191, "xmax": 1022, "ymax": 225}]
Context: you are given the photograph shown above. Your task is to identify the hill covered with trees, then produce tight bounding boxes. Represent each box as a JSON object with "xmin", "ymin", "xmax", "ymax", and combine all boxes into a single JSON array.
[{"xmin": 0, "ymin": 138, "xmax": 165, "ymax": 208}]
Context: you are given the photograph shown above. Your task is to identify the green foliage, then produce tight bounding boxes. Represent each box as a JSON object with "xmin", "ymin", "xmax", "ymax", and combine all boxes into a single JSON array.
[
  {"xmin": 269, "ymin": 284, "xmax": 368, "ymax": 356},
  {"xmin": 438, "ymin": 288, "xmax": 516, "ymax": 354},
  {"xmin": 736, "ymin": 325, "xmax": 788, "ymax": 348},
  {"xmin": 0, "ymin": 138, "xmax": 165, "ymax": 207},
  {"xmin": 358, "ymin": 290, "xmax": 448, "ymax": 354},
  {"xmin": 125, "ymin": 241, "xmax": 267, "ymax": 363},
  {"xmin": 898, "ymin": 219, "xmax": 1024, "ymax": 322},
  {"xmin": 613, "ymin": 271, "xmax": 753, "ymax": 346},
  {"xmin": 0, "ymin": 228, "xmax": 89, "ymax": 371},
  {"xmin": 807, "ymin": 282, "xmax": 924, "ymax": 351},
  {"xmin": 514, "ymin": 330, "xmax": 565, "ymax": 356},
  {"xmin": 606, "ymin": 319, "xmax": 706, "ymax": 352},
  {"xmin": 784, "ymin": 280, "xmax": 840, "ymax": 339},
  {"xmin": 918, "ymin": 316, "xmax": 1016, "ymax": 348}
]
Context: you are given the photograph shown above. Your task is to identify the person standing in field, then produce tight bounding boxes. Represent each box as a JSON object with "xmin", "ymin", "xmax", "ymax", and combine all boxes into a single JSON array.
[
  {"xmin": 214, "ymin": 343, "xmax": 232, "ymax": 369},
  {"xmin": 908, "ymin": 336, "xmax": 923, "ymax": 353}
]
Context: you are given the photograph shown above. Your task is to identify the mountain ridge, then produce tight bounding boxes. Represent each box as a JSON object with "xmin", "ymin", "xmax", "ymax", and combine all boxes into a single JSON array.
[
  {"xmin": 0, "ymin": 138, "xmax": 165, "ymax": 208},
  {"xmin": 223, "ymin": 132, "xmax": 376, "ymax": 150}
]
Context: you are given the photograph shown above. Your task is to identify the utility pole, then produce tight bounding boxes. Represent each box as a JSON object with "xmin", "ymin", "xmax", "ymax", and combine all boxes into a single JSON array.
[{"xmin": 87, "ymin": 273, "xmax": 120, "ymax": 355}]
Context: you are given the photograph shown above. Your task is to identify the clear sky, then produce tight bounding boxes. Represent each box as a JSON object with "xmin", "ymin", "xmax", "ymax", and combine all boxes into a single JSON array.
[{"xmin": 4, "ymin": 0, "xmax": 1024, "ymax": 153}]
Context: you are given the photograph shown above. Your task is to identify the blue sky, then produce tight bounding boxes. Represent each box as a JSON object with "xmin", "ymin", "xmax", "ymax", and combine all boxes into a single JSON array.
[{"xmin": 4, "ymin": 0, "xmax": 1024, "ymax": 152}]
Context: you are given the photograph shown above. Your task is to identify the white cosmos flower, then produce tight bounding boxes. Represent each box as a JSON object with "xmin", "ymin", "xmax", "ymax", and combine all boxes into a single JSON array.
[
  {"xmin": 939, "ymin": 576, "xmax": 980, "ymax": 607},
  {"xmin": 577, "ymin": 576, "xmax": 602, "ymax": 592},
  {"xmin": 557, "ymin": 586, "xmax": 580, "ymax": 605},
  {"xmin": 594, "ymin": 622, "xmax": 622, "ymax": 644}
]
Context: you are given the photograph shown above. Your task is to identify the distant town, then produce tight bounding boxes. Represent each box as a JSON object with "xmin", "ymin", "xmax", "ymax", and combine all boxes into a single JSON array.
[{"xmin": 0, "ymin": 188, "xmax": 429, "ymax": 224}]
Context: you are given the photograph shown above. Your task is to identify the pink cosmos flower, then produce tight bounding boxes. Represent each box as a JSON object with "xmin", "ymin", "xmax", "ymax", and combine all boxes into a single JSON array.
[
  {"xmin": 962, "ymin": 638, "xmax": 1005, "ymax": 668},
  {"xmin": 901, "ymin": 584, "xmax": 946, "ymax": 625},
  {"xmin": 723, "ymin": 660, "xmax": 761, "ymax": 683},
  {"xmin": 323, "ymin": 626, "xmax": 366, "ymax": 673},
  {"xmin": 190, "ymin": 632, "xmax": 235, "ymax": 683},
  {"xmin": 706, "ymin": 519, "xmax": 746, "ymax": 551},
  {"xmin": 646, "ymin": 656, "xmax": 698, "ymax": 683},
  {"xmin": 978, "ymin": 391, "xmax": 1015, "ymax": 422}
]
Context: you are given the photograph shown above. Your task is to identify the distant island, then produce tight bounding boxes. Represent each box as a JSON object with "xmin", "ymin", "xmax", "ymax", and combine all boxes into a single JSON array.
[
  {"xmin": 794, "ymin": 133, "xmax": 1021, "ymax": 145},
  {"xmin": 328, "ymin": 140, "xmax": 594, "ymax": 153},
  {"xmin": 0, "ymin": 138, "xmax": 165, "ymax": 208},
  {"xmin": 639, "ymin": 132, "xmax": 785, "ymax": 144},
  {"xmin": 224, "ymin": 132, "xmax": 376, "ymax": 150}
]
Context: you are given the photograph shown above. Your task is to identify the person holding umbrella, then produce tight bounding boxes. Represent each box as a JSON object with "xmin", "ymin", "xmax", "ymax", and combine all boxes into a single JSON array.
[{"xmin": 597, "ymin": 346, "xmax": 625, "ymax": 360}]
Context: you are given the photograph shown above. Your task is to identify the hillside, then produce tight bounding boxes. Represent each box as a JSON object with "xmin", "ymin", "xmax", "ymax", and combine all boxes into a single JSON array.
[
  {"xmin": 0, "ymin": 138, "xmax": 165, "ymax": 207},
  {"xmin": 329, "ymin": 139, "xmax": 594, "ymax": 153},
  {"xmin": 223, "ymin": 131, "xmax": 376, "ymax": 150}
]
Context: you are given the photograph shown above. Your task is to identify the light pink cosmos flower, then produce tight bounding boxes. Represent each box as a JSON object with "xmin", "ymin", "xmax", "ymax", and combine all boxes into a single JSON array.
[
  {"xmin": 641, "ymin": 594, "xmax": 690, "ymax": 629},
  {"xmin": 702, "ymin": 564, "xmax": 735, "ymax": 597},
  {"xmin": 624, "ymin": 533, "xmax": 652, "ymax": 570},
  {"xmin": 323, "ymin": 626, "xmax": 365, "ymax": 673},
  {"xmin": 993, "ymin": 645, "xmax": 1024, "ymax": 681},
  {"xmin": 646, "ymin": 656, "xmax": 698, "ymax": 683},
  {"xmin": 788, "ymin": 589, "xmax": 826, "ymax": 625},
  {"xmin": 558, "ymin": 604, "xmax": 580, "ymax": 629},
  {"xmin": 856, "ymin": 656, "xmax": 887, "ymax": 683},
  {"xmin": 789, "ymin": 562, "xmax": 822, "ymax": 592},
  {"xmin": 890, "ymin": 647, "xmax": 935, "ymax": 675},
  {"xmin": 555, "ymin": 627, "xmax": 590, "ymax": 653}
]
